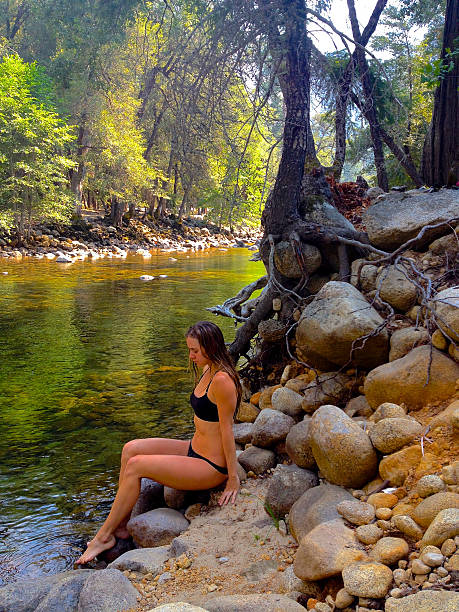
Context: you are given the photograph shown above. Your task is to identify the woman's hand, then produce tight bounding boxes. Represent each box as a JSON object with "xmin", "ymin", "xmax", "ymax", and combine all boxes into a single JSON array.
[{"xmin": 218, "ymin": 475, "xmax": 240, "ymax": 506}]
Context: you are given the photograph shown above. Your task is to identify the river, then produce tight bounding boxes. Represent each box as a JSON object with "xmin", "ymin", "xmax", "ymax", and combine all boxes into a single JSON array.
[{"xmin": 0, "ymin": 248, "xmax": 264, "ymax": 585}]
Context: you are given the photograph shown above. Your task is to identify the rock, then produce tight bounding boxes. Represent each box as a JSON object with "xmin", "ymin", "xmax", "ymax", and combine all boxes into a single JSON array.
[
  {"xmin": 127, "ymin": 508, "xmax": 189, "ymax": 547},
  {"xmin": 369, "ymin": 537, "xmax": 409, "ymax": 565},
  {"xmin": 369, "ymin": 402, "xmax": 407, "ymax": 423},
  {"xmin": 293, "ymin": 519, "xmax": 367, "ymax": 580},
  {"xmin": 350, "ymin": 259, "xmax": 378, "ymax": 292},
  {"xmin": 35, "ymin": 571, "xmax": 92, "ymax": 612},
  {"xmin": 442, "ymin": 460, "xmax": 459, "ymax": 485},
  {"xmin": 56, "ymin": 254, "xmax": 73, "ymax": 263},
  {"xmin": 420, "ymin": 508, "xmax": 459, "ymax": 548},
  {"xmin": 265, "ymin": 464, "xmax": 318, "ymax": 518},
  {"xmin": 412, "ymin": 492, "xmax": 459, "ymax": 527},
  {"xmin": 258, "ymin": 385, "xmax": 282, "ymax": 410},
  {"xmin": 441, "ymin": 538, "xmax": 457, "ymax": 556},
  {"xmin": 251, "ymin": 409, "xmax": 295, "ymax": 448},
  {"xmin": 271, "ymin": 387, "xmax": 304, "ymax": 418},
  {"xmin": 289, "ymin": 483, "xmax": 354, "ymax": 542},
  {"xmin": 420, "ymin": 550, "xmax": 444, "ymax": 567},
  {"xmin": 274, "ymin": 240, "xmax": 322, "ymax": 279},
  {"xmin": 355, "ymin": 524, "xmax": 384, "ymax": 544},
  {"xmin": 307, "ymin": 273, "xmax": 330, "ymax": 294},
  {"xmin": 377, "ymin": 266, "xmax": 417, "ymax": 312},
  {"xmin": 364, "ymin": 346, "xmax": 459, "ymax": 410},
  {"xmin": 342, "ymin": 561, "xmax": 393, "ymax": 598},
  {"xmin": 445, "ymin": 551, "xmax": 459, "ymax": 570},
  {"xmin": 233, "ymin": 423, "xmax": 254, "ymax": 445},
  {"xmin": 237, "ymin": 446, "xmax": 276, "ymax": 475},
  {"xmin": 366, "ymin": 493, "xmax": 399, "ymax": 509},
  {"xmin": 108, "ymin": 546, "xmax": 170, "ymax": 574},
  {"xmin": 344, "ymin": 395, "xmax": 373, "ymax": 418},
  {"xmin": 77, "ymin": 568, "xmax": 139, "ymax": 612},
  {"xmin": 411, "ymin": 559, "xmax": 431, "ymax": 574},
  {"xmin": 296, "ymin": 282, "xmax": 389, "ymax": 370},
  {"xmin": 258, "ymin": 319, "xmax": 288, "ymax": 342},
  {"xmin": 432, "ymin": 328, "xmax": 448, "ymax": 350},
  {"xmin": 274, "ymin": 565, "xmax": 322, "ymax": 599},
  {"xmin": 164, "ymin": 487, "xmax": 187, "ymax": 510},
  {"xmin": 362, "ymin": 188, "xmax": 459, "ymax": 250},
  {"xmin": 334, "ymin": 588, "xmax": 355, "ymax": 609},
  {"xmin": 337, "ymin": 500, "xmax": 375, "ymax": 526},
  {"xmin": 429, "ymin": 231, "xmax": 458, "ymax": 255},
  {"xmin": 389, "ymin": 327, "xmax": 429, "ymax": 361},
  {"xmin": 168, "ymin": 537, "xmax": 189, "ymax": 557},
  {"xmin": 149, "ymin": 605, "xmax": 208, "ymax": 612},
  {"xmin": 392, "ymin": 515, "xmax": 424, "ymax": 540},
  {"xmin": 285, "ymin": 418, "xmax": 316, "ymax": 469},
  {"xmin": 309, "ymin": 405, "xmax": 378, "ymax": 488},
  {"xmin": 365, "ymin": 186, "xmax": 384, "ymax": 201},
  {"xmin": 431, "ymin": 286, "xmax": 459, "ymax": 342},
  {"xmin": 285, "ymin": 377, "xmax": 309, "ymax": 394},
  {"xmin": 429, "ymin": 399, "xmax": 459, "ymax": 431},
  {"xmin": 241, "ymin": 560, "xmax": 278, "ymax": 582},
  {"xmin": 131, "ymin": 478, "xmax": 164, "ymax": 519},
  {"xmin": 416, "ymin": 475, "xmax": 447, "ymax": 497},
  {"xmin": 378, "ymin": 445, "xmax": 422, "ymax": 486},
  {"xmin": 301, "ymin": 373, "xmax": 350, "ymax": 413},
  {"xmin": 204, "ymin": 594, "xmax": 305, "ymax": 611},
  {"xmin": 368, "ymin": 418, "xmax": 423, "ymax": 454},
  {"xmin": 236, "ymin": 402, "xmax": 260, "ymax": 423},
  {"xmin": 385, "ymin": 590, "xmax": 459, "ymax": 611}
]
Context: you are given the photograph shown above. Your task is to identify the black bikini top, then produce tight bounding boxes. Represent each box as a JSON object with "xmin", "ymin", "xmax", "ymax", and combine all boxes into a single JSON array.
[{"xmin": 190, "ymin": 369, "xmax": 220, "ymax": 422}]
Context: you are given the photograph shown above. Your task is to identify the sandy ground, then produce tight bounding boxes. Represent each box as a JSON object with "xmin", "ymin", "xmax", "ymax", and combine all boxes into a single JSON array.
[{"xmin": 131, "ymin": 476, "xmax": 298, "ymax": 610}]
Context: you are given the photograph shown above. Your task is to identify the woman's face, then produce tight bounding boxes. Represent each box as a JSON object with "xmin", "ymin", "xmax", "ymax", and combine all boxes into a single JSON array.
[{"xmin": 186, "ymin": 336, "xmax": 210, "ymax": 368}]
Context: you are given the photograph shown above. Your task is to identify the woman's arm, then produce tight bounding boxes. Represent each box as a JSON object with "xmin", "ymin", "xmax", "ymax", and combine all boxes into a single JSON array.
[{"xmin": 212, "ymin": 372, "xmax": 240, "ymax": 505}]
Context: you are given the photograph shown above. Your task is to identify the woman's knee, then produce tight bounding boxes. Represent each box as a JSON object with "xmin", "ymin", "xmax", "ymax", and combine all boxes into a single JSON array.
[
  {"xmin": 125, "ymin": 454, "xmax": 149, "ymax": 476},
  {"xmin": 121, "ymin": 439, "xmax": 145, "ymax": 462}
]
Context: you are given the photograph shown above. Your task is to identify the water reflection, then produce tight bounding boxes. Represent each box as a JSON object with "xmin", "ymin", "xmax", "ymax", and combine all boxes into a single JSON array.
[{"xmin": 0, "ymin": 249, "xmax": 264, "ymax": 584}]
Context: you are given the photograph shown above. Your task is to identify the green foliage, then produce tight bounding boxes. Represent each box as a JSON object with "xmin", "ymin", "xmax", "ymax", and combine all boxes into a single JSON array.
[
  {"xmin": 420, "ymin": 37, "xmax": 459, "ymax": 89},
  {"xmin": 0, "ymin": 54, "xmax": 75, "ymax": 233}
]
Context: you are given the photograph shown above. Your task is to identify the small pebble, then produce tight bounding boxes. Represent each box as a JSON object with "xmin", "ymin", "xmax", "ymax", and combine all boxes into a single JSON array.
[
  {"xmin": 411, "ymin": 559, "xmax": 430, "ymax": 575},
  {"xmin": 420, "ymin": 551, "xmax": 444, "ymax": 567},
  {"xmin": 207, "ymin": 584, "xmax": 219, "ymax": 592},
  {"xmin": 398, "ymin": 560, "xmax": 408, "ymax": 569},
  {"xmin": 428, "ymin": 572, "xmax": 437, "ymax": 582},
  {"xmin": 157, "ymin": 572, "xmax": 172, "ymax": 584},
  {"xmin": 390, "ymin": 588, "xmax": 403, "ymax": 598},
  {"xmin": 441, "ymin": 539, "xmax": 456, "ymax": 556},
  {"xmin": 218, "ymin": 557, "xmax": 229, "ymax": 563},
  {"xmin": 376, "ymin": 507, "xmax": 392, "ymax": 520},
  {"xmin": 392, "ymin": 568, "xmax": 406, "ymax": 585},
  {"xmin": 334, "ymin": 587, "xmax": 354, "ymax": 608},
  {"xmin": 376, "ymin": 519, "xmax": 392, "ymax": 530},
  {"xmin": 436, "ymin": 566, "xmax": 449, "ymax": 577},
  {"xmin": 414, "ymin": 574, "xmax": 428, "ymax": 584}
]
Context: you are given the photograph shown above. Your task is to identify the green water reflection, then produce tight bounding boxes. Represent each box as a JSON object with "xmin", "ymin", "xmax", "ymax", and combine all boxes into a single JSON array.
[{"xmin": 0, "ymin": 249, "xmax": 264, "ymax": 584}]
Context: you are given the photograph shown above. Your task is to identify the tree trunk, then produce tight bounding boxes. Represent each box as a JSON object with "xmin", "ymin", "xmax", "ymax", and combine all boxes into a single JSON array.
[
  {"xmin": 422, "ymin": 0, "xmax": 459, "ymax": 187},
  {"xmin": 111, "ymin": 199, "xmax": 125, "ymax": 227}
]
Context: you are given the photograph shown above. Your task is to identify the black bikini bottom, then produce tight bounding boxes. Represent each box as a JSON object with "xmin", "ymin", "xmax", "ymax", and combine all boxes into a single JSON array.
[{"xmin": 187, "ymin": 443, "xmax": 228, "ymax": 475}]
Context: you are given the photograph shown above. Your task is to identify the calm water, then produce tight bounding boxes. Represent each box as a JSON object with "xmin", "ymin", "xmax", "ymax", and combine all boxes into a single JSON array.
[{"xmin": 0, "ymin": 249, "xmax": 264, "ymax": 585}]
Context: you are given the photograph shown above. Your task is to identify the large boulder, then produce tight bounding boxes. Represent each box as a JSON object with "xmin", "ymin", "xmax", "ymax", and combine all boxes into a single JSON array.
[
  {"xmin": 379, "ymin": 445, "xmax": 423, "ymax": 486},
  {"xmin": 274, "ymin": 241, "xmax": 321, "ymax": 278},
  {"xmin": 265, "ymin": 464, "xmax": 318, "ymax": 518},
  {"xmin": 389, "ymin": 327, "xmax": 429, "ymax": 361},
  {"xmin": 251, "ymin": 409, "xmax": 295, "ymax": 448},
  {"xmin": 288, "ymin": 483, "xmax": 354, "ymax": 542},
  {"xmin": 368, "ymin": 417, "xmax": 423, "ymax": 454},
  {"xmin": 34, "ymin": 571, "xmax": 92, "ymax": 612},
  {"xmin": 362, "ymin": 188, "xmax": 459, "ymax": 250},
  {"xmin": 271, "ymin": 387, "xmax": 304, "ymax": 418},
  {"xmin": 342, "ymin": 561, "xmax": 393, "ymax": 598},
  {"xmin": 296, "ymin": 281, "xmax": 389, "ymax": 370},
  {"xmin": 364, "ymin": 345, "xmax": 459, "ymax": 410},
  {"xmin": 108, "ymin": 546, "xmax": 170, "ymax": 574},
  {"xmin": 77, "ymin": 568, "xmax": 139, "ymax": 612},
  {"xmin": 301, "ymin": 372, "xmax": 350, "ymax": 413},
  {"xmin": 127, "ymin": 508, "xmax": 189, "ymax": 547},
  {"xmin": 237, "ymin": 446, "xmax": 276, "ymax": 474},
  {"xmin": 385, "ymin": 590, "xmax": 459, "ymax": 612},
  {"xmin": 309, "ymin": 405, "xmax": 378, "ymax": 488},
  {"xmin": 377, "ymin": 266, "xmax": 417, "ymax": 312},
  {"xmin": 412, "ymin": 492, "xmax": 459, "ymax": 528},
  {"xmin": 431, "ymin": 286, "xmax": 459, "ymax": 342},
  {"xmin": 420, "ymin": 508, "xmax": 459, "ymax": 548},
  {"xmin": 293, "ymin": 519, "xmax": 367, "ymax": 581},
  {"xmin": 204, "ymin": 594, "xmax": 305, "ymax": 611},
  {"xmin": 285, "ymin": 418, "xmax": 316, "ymax": 469},
  {"xmin": 131, "ymin": 478, "xmax": 164, "ymax": 519},
  {"xmin": 233, "ymin": 423, "xmax": 254, "ymax": 445}
]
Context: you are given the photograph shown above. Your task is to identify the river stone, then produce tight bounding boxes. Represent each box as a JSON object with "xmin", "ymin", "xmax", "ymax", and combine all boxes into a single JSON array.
[
  {"xmin": 366, "ymin": 492, "xmax": 399, "ymax": 509},
  {"xmin": 236, "ymin": 402, "xmax": 260, "ymax": 423},
  {"xmin": 309, "ymin": 405, "xmax": 378, "ymax": 488},
  {"xmin": 251, "ymin": 409, "xmax": 295, "ymax": 448},
  {"xmin": 389, "ymin": 327, "xmax": 429, "ymax": 361},
  {"xmin": 258, "ymin": 385, "xmax": 282, "ymax": 410},
  {"xmin": 355, "ymin": 524, "xmax": 384, "ymax": 544},
  {"xmin": 379, "ymin": 445, "xmax": 423, "ymax": 486},
  {"xmin": 289, "ymin": 483, "xmax": 354, "ymax": 542},
  {"xmin": 301, "ymin": 373, "xmax": 350, "ymax": 413},
  {"xmin": 293, "ymin": 519, "xmax": 367, "ymax": 581},
  {"xmin": 344, "ymin": 395, "xmax": 373, "ymax": 418},
  {"xmin": 77, "ymin": 568, "xmax": 138, "ymax": 612},
  {"xmin": 392, "ymin": 515, "xmax": 424, "ymax": 540},
  {"xmin": 429, "ymin": 231, "xmax": 458, "ymax": 255},
  {"xmin": 265, "ymin": 464, "xmax": 319, "ymax": 518},
  {"xmin": 377, "ymin": 266, "xmax": 417, "ymax": 312},
  {"xmin": 271, "ymin": 387, "xmax": 304, "ymax": 418},
  {"xmin": 342, "ymin": 561, "xmax": 393, "ymax": 598},
  {"xmin": 429, "ymin": 399, "xmax": 459, "ymax": 431},
  {"xmin": 420, "ymin": 508, "xmax": 459, "ymax": 548},
  {"xmin": 204, "ymin": 593, "xmax": 305, "ymax": 611},
  {"xmin": 350, "ymin": 259, "xmax": 378, "ymax": 292},
  {"xmin": 442, "ymin": 460, "xmax": 459, "ymax": 485},
  {"xmin": 362, "ymin": 188, "xmax": 459, "ymax": 250},
  {"xmin": 412, "ymin": 492, "xmax": 459, "ymax": 527},
  {"xmin": 296, "ymin": 281, "xmax": 389, "ymax": 370},
  {"xmin": 368, "ymin": 417, "xmax": 423, "ymax": 454},
  {"xmin": 274, "ymin": 240, "xmax": 322, "ymax": 278},
  {"xmin": 164, "ymin": 487, "xmax": 187, "ymax": 510},
  {"xmin": 385, "ymin": 590, "xmax": 459, "ymax": 612},
  {"xmin": 364, "ymin": 346, "xmax": 459, "ymax": 410},
  {"xmin": 273, "ymin": 565, "xmax": 322, "ymax": 599},
  {"xmin": 337, "ymin": 500, "xmax": 376, "ymax": 525},
  {"xmin": 431, "ymin": 286, "xmax": 459, "ymax": 343},
  {"xmin": 285, "ymin": 377, "xmax": 309, "ymax": 393},
  {"xmin": 237, "ymin": 446, "xmax": 276, "ymax": 474},
  {"xmin": 233, "ymin": 423, "xmax": 254, "ymax": 445},
  {"xmin": 334, "ymin": 588, "xmax": 355, "ymax": 609},
  {"xmin": 416, "ymin": 475, "xmax": 447, "ymax": 497},
  {"xmin": 131, "ymin": 478, "xmax": 165, "ymax": 518},
  {"xmin": 108, "ymin": 546, "xmax": 170, "ymax": 574},
  {"xmin": 149, "ymin": 605, "xmax": 208, "ymax": 611},
  {"xmin": 369, "ymin": 402, "xmax": 407, "ymax": 422},
  {"xmin": 285, "ymin": 418, "xmax": 316, "ymax": 469},
  {"xmin": 34, "ymin": 571, "xmax": 93, "ymax": 612},
  {"xmin": 258, "ymin": 319, "xmax": 287, "ymax": 342},
  {"xmin": 127, "ymin": 508, "xmax": 189, "ymax": 548},
  {"xmin": 369, "ymin": 537, "xmax": 409, "ymax": 565}
]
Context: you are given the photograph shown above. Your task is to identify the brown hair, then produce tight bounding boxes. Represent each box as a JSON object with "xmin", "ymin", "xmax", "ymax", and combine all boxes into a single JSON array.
[{"xmin": 186, "ymin": 320, "xmax": 242, "ymax": 410}]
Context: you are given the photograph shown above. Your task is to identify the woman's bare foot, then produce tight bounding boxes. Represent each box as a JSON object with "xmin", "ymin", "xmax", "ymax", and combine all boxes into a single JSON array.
[
  {"xmin": 114, "ymin": 525, "xmax": 130, "ymax": 539},
  {"xmin": 76, "ymin": 534, "xmax": 116, "ymax": 565}
]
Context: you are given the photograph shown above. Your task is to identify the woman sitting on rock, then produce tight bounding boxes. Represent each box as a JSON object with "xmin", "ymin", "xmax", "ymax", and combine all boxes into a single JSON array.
[{"xmin": 77, "ymin": 320, "xmax": 241, "ymax": 565}]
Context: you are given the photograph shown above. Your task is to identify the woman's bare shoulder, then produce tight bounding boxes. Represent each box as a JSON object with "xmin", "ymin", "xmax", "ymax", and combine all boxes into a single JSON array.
[{"xmin": 212, "ymin": 370, "xmax": 236, "ymax": 392}]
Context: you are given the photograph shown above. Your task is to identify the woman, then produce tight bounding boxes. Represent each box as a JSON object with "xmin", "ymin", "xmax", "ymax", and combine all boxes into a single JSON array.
[{"xmin": 76, "ymin": 320, "xmax": 241, "ymax": 565}]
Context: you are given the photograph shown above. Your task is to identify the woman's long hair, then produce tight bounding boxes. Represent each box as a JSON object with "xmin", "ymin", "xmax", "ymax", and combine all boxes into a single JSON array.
[{"xmin": 186, "ymin": 320, "xmax": 242, "ymax": 410}]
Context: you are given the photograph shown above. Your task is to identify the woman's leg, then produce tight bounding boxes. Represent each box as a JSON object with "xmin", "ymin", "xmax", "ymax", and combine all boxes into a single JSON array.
[{"xmin": 76, "ymin": 454, "xmax": 226, "ymax": 564}]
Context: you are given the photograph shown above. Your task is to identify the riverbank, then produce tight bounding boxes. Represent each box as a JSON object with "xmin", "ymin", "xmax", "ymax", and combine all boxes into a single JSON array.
[{"xmin": 0, "ymin": 214, "xmax": 261, "ymax": 261}]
